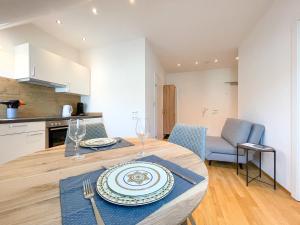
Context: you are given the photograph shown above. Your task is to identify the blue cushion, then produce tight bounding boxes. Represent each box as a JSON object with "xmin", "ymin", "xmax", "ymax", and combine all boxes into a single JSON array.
[
  {"xmin": 221, "ymin": 118, "xmax": 252, "ymax": 147},
  {"xmin": 248, "ymin": 124, "xmax": 265, "ymax": 144},
  {"xmin": 168, "ymin": 124, "xmax": 207, "ymax": 160}
]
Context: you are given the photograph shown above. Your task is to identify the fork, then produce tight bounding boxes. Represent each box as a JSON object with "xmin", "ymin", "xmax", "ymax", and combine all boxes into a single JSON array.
[{"xmin": 83, "ymin": 179, "xmax": 105, "ymax": 225}]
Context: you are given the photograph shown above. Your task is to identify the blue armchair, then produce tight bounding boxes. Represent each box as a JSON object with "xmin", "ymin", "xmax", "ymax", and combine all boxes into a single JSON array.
[{"xmin": 206, "ymin": 118, "xmax": 265, "ymax": 164}]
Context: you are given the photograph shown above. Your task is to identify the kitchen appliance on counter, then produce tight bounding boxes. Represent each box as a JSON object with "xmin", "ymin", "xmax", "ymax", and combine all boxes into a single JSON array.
[
  {"xmin": 46, "ymin": 120, "xmax": 68, "ymax": 148},
  {"xmin": 0, "ymin": 100, "xmax": 26, "ymax": 119},
  {"xmin": 76, "ymin": 102, "xmax": 85, "ymax": 116},
  {"xmin": 62, "ymin": 105, "xmax": 73, "ymax": 117}
]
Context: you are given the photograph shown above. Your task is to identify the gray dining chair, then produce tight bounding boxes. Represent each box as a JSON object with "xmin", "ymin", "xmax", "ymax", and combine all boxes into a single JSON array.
[
  {"xmin": 65, "ymin": 122, "xmax": 108, "ymax": 144},
  {"xmin": 168, "ymin": 124, "xmax": 206, "ymax": 225},
  {"xmin": 168, "ymin": 124, "xmax": 207, "ymax": 160}
]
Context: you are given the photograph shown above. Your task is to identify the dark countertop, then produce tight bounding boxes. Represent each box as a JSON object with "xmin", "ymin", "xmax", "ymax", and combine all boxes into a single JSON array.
[{"xmin": 0, "ymin": 113, "xmax": 103, "ymax": 124}]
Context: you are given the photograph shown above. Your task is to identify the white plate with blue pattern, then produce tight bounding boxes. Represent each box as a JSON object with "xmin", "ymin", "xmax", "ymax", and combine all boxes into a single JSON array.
[
  {"xmin": 80, "ymin": 138, "xmax": 117, "ymax": 148},
  {"xmin": 96, "ymin": 161, "xmax": 175, "ymax": 206},
  {"xmin": 106, "ymin": 161, "xmax": 168, "ymax": 196}
]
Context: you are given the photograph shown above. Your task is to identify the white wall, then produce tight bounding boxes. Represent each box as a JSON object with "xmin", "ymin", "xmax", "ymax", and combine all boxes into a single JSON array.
[
  {"xmin": 145, "ymin": 41, "xmax": 165, "ymax": 139},
  {"xmin": 81, "ymin": 38, "xmax": 146, "ymax": 137},
  {"xmin": 166, "ymin": 68, "xmax": 238, "ymax": 136},
  {"xmin": 0, "ymin": 23, "xmax": 80, "ymax": 76},
  {"xmin": 238, "ymin": 0, "xmax": 300, "ymax": 192}
]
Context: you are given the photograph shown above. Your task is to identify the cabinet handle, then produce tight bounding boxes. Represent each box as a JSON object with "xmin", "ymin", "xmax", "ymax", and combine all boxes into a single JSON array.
[
  {"xmin": 27, "ymin": 133, "xmax": 44, "ymax": 136},
  {"xmin": 9, "ymin": 124, "xmax": 28, "ymax": 128},
  {"xmin": 32, "ymin": 66, "xmax": 36, "ymax": 77}
]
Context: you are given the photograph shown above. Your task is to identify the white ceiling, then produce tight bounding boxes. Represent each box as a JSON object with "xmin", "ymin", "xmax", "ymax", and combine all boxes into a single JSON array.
[{"xmin": 0, "ymin": 0, "xmax": 273, "ymax": 73}]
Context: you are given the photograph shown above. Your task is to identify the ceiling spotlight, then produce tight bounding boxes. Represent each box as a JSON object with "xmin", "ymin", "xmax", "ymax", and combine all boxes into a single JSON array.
[
  {"xmin": 195, "ymin": 61, "xmax": 199, "ymax": 65},
  {"xmin": 177, "ymin": 63, "xmax": 181, "ymax": 67},
  {"xmin": 129, "ymin": 0, "xmax": 135, "ymax": 4},
  {"xmin": 214, "ymin": 59, "xmax": 219, "ymax": 63},
  {"xmin": 235, "ymin": 56, "xmax": 239, "ymax": 61},
  {"xmin": 92, "ymin": 7, "xmax": 98, "ymax": 15},
  {"xmin": 56, "ymin": 20, "xmax": 62, "ymax": 25},
  {"xmin": 82, "ymin": 37, "xmax": 86, "ymax": 41}
]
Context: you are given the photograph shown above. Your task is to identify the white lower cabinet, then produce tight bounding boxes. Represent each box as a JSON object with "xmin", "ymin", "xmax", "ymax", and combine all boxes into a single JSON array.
[{"xmin": 0, "ymin": 122, "xmax": 45, "ymax": 165}]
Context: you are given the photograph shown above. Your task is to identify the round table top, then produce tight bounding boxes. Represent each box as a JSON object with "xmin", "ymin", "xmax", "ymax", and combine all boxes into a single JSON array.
[{"xmin": 0, "ymin": 138, "xmax": 208, "ymax": 225}]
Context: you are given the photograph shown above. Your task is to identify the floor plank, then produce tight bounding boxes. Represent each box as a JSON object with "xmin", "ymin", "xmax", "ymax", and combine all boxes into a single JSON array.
[{"xmin": 192, "ymin": 162, "xmax": 300, "ymax": 225}]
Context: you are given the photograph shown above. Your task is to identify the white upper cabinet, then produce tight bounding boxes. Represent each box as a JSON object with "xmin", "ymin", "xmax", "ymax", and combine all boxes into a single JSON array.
[
  {"xmin": 55, "ymin": 60, "xmax": 90, "ymax": 96},
  {"xmin": 14, "ymin": 43, "xmax": 90, "ymax": 95}
]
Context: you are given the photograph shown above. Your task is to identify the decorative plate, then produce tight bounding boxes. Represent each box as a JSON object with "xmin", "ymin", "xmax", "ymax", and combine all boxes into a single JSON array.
[
  {"xmin": 96, "ymin": 161, "xmax": 175, "ymax": 206},
  {"xmin": 80, "ymin": 138, "xmax": 117, "ymax": 148},
  {"xmin": 107, "ymin": 161, "xmax": 169, "ymax": 196}
]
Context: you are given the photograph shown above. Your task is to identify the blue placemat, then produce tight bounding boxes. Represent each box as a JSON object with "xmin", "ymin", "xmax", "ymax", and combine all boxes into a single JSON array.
[
  {"xmin": 65, "ymin": 137, "xmax": 134, "ymax": 157},
  {"xmin": 60, "ymin": 155, "xmax": 205, "ymax": 225}
]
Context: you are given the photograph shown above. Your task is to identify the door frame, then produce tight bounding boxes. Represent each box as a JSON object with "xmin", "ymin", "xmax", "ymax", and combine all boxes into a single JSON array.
[
  {"xmin": 153, "ymin": 72, "xmax": 158, "ymax": 138},
  {"xmin": 291, "ymin": 20, "xmax": 300, "ymax": 201}
]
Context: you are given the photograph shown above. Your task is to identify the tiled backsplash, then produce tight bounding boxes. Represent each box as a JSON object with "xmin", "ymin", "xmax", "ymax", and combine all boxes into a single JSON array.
[{"xmin": 0, "ymin": 76, "xmax": 80, "ymax": 118}]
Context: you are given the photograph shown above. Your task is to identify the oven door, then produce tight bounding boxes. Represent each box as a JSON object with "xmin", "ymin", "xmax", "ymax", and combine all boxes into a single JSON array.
[{"xmin": 48, "ymin": 126, "xmax": 68, "ymax": 148}]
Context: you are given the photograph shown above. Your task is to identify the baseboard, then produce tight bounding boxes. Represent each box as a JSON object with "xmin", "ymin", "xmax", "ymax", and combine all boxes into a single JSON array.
[{"xmin": 249, "ymin": 162, "xmax": 291, "ymax": 195}]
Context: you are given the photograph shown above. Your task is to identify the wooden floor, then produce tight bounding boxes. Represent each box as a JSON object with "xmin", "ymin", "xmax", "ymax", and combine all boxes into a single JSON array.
[{"xmin": 192, "ymin": 162, "xmax": 300, "ymax": 225}]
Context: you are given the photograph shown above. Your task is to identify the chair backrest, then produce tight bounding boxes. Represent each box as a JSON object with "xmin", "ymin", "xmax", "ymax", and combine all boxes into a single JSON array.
[
  {"xmin": 221, "ymin": 118, "xmax": 252, "ymax": 147},
  {"xmin": 247, "ymin": 123, "xmax": 265, "ymax": 144},
  {"xmin": 65, "ymin": 122, "xmax": 108, "ymax": 144},
  {"xmin": 168, "ymin": 124, "xmax": 207, "ymax": 160}
]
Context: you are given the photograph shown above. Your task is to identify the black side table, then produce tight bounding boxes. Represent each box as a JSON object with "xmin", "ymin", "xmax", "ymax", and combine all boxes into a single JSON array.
[{"xmin": 237, "ymin": 143, "xmax": 276, "ymax": 190}]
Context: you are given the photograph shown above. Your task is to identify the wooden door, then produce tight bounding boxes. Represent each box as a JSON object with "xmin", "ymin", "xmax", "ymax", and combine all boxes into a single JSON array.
[{"xmin": 163, "ymin": 85, "xmax": 176, "ymax": 136}]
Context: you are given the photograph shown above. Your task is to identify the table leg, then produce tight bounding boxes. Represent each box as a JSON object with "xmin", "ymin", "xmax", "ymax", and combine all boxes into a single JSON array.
[
  {"xmin": 274, "ymin": 151, "xmax": 276, "ymax": 190},
  {"xmin": 246, "ymin": 149, "xmax": 249, "ymax": 186},
  {"xmin": 236, "ymin": 146, "xmax": 239, "ymax": 175},
  {"xmin": 259, "ymin": 151, "xmax": 262, "ymax": 178}
]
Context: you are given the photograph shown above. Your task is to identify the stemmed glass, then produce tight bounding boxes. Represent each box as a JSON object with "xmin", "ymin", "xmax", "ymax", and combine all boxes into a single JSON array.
[
  {"xmin": 135, "ymin": 117, "xmax": 148, "ymax": 158},
  {"xmin": 68, "ymin": 119, "xmax": 86, "ymax": 160}
]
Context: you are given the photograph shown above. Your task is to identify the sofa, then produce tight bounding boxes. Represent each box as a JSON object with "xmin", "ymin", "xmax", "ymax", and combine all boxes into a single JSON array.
[{"xmin": 206, "ymin": 118, "xmax": 265, "ymax": 164}]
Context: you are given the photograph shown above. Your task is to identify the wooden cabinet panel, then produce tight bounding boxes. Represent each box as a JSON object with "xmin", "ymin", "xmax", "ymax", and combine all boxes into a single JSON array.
[{"xmin": 163, "ymin": 85, "xmax": 176, "ymax": 136}]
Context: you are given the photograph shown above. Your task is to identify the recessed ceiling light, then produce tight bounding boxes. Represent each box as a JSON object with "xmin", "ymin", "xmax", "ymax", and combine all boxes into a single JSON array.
[
  {"xmin": 195, "ymin": 61, "xmax": 199, "ymax": 65},
  {"xmin": 214, "ymin": 59, "xmax": 219, "ymax": 63},
  {"xmin": 56, "ymin": 20, "xmax": 62, "ymax": 24},
  {"xmin": 82, "ymin": 37, "xmax": 86, "ymax": 41},
  {"xmin": 235, "ymin": 56, "xmax": 239, "ymax": 61},
  {"xmin": 177, "ymin": 63, "xmax": 181, "ymax": 67},
  {"xmin": 92, "ymin": 7, "xmax": 98, "ymax": 15},
  {"xmin": 129, "ymin": 0, "xmax": 135, "ymax": 4}
]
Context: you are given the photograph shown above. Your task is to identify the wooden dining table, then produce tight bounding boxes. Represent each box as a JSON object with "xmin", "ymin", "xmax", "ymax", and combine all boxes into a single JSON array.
[{"xmin": 0, "ymin": 138, "xmax": 208, "ymax": 225}]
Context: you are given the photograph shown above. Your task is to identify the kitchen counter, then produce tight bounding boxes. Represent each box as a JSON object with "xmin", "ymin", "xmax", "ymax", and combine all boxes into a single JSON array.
[{"xmin": 0, "ymin": 112, "xmax": 102, "ymax": 124}]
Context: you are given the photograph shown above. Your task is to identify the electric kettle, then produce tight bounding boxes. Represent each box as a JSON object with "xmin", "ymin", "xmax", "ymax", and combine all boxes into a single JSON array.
[{"xmin": 62, "ymin": 105, "xmax": 73, "ymax": 117}]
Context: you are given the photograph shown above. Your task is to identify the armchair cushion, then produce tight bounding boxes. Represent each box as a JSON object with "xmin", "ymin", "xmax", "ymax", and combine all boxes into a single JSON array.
[
  {"xmin": 206, "ymin": 136, "xmax": 244, "ymax": 156},
  {"xmin": 248, "ymin": 124, "xmax": 265, "ymax": 144},
  {"xmin": 221, "ymin": 118, "xmax": 252, "ymax": 147}
]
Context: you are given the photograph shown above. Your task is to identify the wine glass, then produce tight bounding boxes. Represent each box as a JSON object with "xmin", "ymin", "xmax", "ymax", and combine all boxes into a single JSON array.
[
  {"xmin": 68, "ymin": 119, "xmax": 86, "ymax": 160},
  {"xmin": 135, "ymin": 117, "xmax": 148, "ymax": 158}
]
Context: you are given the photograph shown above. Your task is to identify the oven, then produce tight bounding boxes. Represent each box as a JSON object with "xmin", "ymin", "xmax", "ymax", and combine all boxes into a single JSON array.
[{"xmin": 46, "ymin": 120, "xmax": 68, "ymax": 148}]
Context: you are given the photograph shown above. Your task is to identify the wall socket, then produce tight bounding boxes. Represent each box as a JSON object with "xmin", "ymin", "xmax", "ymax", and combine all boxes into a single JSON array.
[{"xmin": 132, "ymin": 111, "xmax": 138, "ymax": 120}]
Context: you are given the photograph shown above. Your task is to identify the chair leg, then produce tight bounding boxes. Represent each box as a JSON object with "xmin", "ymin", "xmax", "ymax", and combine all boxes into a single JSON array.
[
  {"xmin": 208, "ymin": 160, "xmax": 212, "ymax": 166},
  {"xmin": 181, "ymin": 219, "xmax": 188, "ymax": 225},
  {"xmin": 188, "ymin": 215, "xmax": 197, "ymax": 225},
  {"xmin": 239, "ymin": 163, "xmax": 243, "ymax": 170}
]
